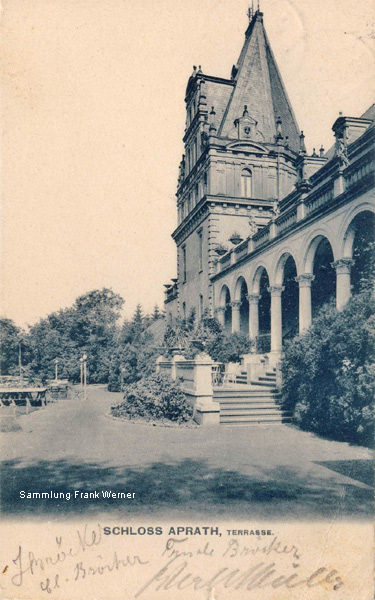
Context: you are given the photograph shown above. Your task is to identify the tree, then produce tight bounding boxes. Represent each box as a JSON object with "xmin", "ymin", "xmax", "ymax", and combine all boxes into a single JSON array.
[
  {"xmin": 0, "ymin": 318, "xmax": 23, "ymax": 376},
  {"xmin": 27, "ymin": 288, "xmax": 124, "ymax": 383}
]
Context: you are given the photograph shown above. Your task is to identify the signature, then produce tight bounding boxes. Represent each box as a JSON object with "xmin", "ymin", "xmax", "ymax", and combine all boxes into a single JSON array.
[
  {"xmin": 134, "ymin": 536, "xmax": 343, "ymax": 596},
  {"xmin": 7, "ymin": 530, "xmax": 345, "ymax": 597},
  {"xmin": 10, "ymin": 524, "xmax": 147, "ymax": 594}
]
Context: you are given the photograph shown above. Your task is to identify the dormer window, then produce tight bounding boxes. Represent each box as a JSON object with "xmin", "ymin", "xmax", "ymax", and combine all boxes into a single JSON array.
[{"xmin": 241, "ymin": 169, "xmax": 252, "ymax": 197}]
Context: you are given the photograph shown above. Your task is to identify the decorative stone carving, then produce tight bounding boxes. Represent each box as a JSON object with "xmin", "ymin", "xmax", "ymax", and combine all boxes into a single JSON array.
[
  {"xmin": 331, "ymin": 258, "xmax": 354, "ymax": 274},
  {"xmin": 247, "ymin": 294, "xmax": 261, "ymax": 305},
  {"xmin": 267, "ymin": 286, "xmax": 285, "ymax": 296},
  {"xmin": 295, "ymin": 274, "xmax": 315, "ymax": 287}
]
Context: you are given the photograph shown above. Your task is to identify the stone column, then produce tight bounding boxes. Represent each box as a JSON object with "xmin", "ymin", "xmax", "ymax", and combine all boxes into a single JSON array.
[
  {"xmin": 331, "ymin": 258, "xmax": 354, "ymax": 310},
  {"xmin": 248, "ymin": 294, "xmax": 261, "ymax": 341},
  {"xmin": 295, "ymin": 274, "xmax": 315, "ymax": 334},
  {"xmin": 231, "ymin": 301, "xmax": 241, "ymax": 333},
  {"xmin": 268, "ymin": 286, "xmax": 284, "ymax": 353},
  {"xmin": 214, "ymin": 306, "xmax": 226, "ymax": 328}
]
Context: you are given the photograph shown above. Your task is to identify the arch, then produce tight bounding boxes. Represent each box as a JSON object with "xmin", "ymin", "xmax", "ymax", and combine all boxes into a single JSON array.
[
  {"xmin": 346, "ymin": 210, "xmax": 375, "ymax": 294},
  {"xmin": 234, "ymin": 276, "xmax": 249, "ymax": 334},
  {"xmin": 303, "ymin": 228, "xmax": 336, "ymax": 274},
  {"xmin": 234, "ymin": 275, "xmax": 248, "ymax": 301},
  {"xmin": 252, "ymin": 265, "xmax": 269, "ymax": 294},
  {"xmin": 273, "ymin": 250, "xmax": 299, "ymax": 286},
  {"xmin": 219, "ymin": 284, "xmax": 232, "ymax": 333},
  {"xmin": 255, "ymin": 267, "xmax": 271, "ymax": 352},
  {"xmin": 281, "ymin": 255, "xmax": 299, "ymax": 340},
  {"xmin": 219, "ymin": 284, "xmax": 231, "ymax": 306},
  {"xmin": 241, "ymin": 168, "xmax": 252, "ymax": 198},
  {"xmin": 310, "ymin": 236, "xmax": 336, "ymax": 317},
  {"xmin": 341, "ymin": 204, "xmax": 375, "ymax": 258}
]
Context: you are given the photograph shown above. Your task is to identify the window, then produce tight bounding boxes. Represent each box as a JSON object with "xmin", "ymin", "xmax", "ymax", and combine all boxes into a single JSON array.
[
  {"xmin": 198, "ymin": 230, "xmax": 203, "ymax": 272},
  {"xmin": 182, "ymin": 245, "xmax": 187, "ymax": 282},
  {"xmin": 241, "ymin": 169, "xmax": 252, "ymax": 197},
  {"xmin": 182, "ymin": 302, "xmax": 186, "ymax": 320}
]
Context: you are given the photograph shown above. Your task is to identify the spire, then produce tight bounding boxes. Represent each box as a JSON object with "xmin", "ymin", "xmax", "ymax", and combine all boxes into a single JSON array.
[{"xmin": 218, "ymin": 12, "xmax": 300, "ymax": 151}]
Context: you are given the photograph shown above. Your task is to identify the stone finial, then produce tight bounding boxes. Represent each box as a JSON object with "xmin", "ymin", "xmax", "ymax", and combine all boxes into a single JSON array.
[
  {"xmin": 243, "ymin": 105, "xmax": 249, "ymax": 117},
  {"xmin": 312, "ymin": 148, "xmax": 318, "ymax": 157},
  {"xmin": 319, "ymin": 145, "xmax": 325, "ymax": 157},
  {"xmin": 197, "ymin": 65, "xmax": 203, "ymax": 74},
  {"xmin": 209, "ymin": 106, "xmax": 217, "ymax": 134},
  {"xmin": 192, "ymin": 65, "xmax": 197, "ymax": 76},
  {"xmin": 299, "ymin": 130, "xmax": 307, "ymax": 155},
  {"xmin": 285, "ymin": 135, "xmax": 289, "ymax": 150},
  {"xmin": 276, "ymin": 116, "xmax": 283, "ymax": 143}
]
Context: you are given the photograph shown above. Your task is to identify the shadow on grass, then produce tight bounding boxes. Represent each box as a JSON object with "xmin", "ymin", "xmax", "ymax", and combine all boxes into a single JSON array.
[
  {"xmin": 0, "ymin": 458, "xmax": 373, "ymax": 518},
  {"xmin": 315, "ymin": 460, "xmax": 374, "ymax": 487}
]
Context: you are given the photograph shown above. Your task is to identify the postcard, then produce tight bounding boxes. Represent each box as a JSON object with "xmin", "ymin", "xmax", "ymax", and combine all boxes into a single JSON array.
[{"xmin": 0, "ymin": 0, "xmax": 374, "ymax": 599}]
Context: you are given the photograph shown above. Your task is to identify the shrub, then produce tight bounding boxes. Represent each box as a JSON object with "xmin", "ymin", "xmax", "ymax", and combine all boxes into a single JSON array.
[
  {"xmin": 280, "ymin": 291, "xmax": 375, "ymax": 447},
  {"xmin": 206, "ymin": 332, "xmax": 253, "ymax": 364},
  {"xmin": 111, "ymin": 372, "xmax": 194, "ymax": 423}
]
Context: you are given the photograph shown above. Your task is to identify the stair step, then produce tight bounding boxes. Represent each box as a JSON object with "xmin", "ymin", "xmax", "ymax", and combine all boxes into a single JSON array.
[
  {"xmin": 220, "ymin": 415, "xmax": 290, "ymax": 424},
  {"xmin": 220, "ymin": 401, "xmax": 280, "ymax": 412},
  {"xmin": 250, "ymin": 380, "xmax": 277, "ymax": 388},
  {"xmin": 214, "ymin": 390, "xmax": 280, "ymax": 397},
  {"xmin": 220, "ymin": 420, "xmax": 291, "ymax": 426},
  {"xmin": 221, "ymin": 407, "xmax": 282, "ymax": 415}
]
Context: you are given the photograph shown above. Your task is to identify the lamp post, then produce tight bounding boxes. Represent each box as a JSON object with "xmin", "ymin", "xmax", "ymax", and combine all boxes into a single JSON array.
[
  {"xmin": 82, "ymin": 354, "xmax": 87, "ymax": 400},
  {"xmin": 19, "ymin": 342, "xmax": 22, "ymax": 380},
  {"xmin": 54, "ymin": 358, "xmax": 59, "ymax": 381},
  {"xmin": 79, "ymin": 358, "xmax": 83, "ymax": 389}
]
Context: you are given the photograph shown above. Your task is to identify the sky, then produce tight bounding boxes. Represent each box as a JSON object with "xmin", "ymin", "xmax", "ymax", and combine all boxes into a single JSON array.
[{"xmin": 1, "ymin": 0, "xmax": 374, "ymax": 327}]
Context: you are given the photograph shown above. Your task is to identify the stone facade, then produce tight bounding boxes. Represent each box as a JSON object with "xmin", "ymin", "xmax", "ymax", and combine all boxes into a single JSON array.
[{"xmin": 164, "ymin": 9, "xmax": 375, "ymax": 358}]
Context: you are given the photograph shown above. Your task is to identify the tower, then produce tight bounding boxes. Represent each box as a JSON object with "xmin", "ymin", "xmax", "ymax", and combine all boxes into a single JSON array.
[{"xmin": 164, "ymin": 9, "xmax": 301, "ymax": 320}]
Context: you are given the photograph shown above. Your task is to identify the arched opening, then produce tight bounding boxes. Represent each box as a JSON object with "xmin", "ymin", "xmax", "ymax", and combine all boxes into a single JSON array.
[
  {"xmin": 258, "ymin": 269, "xmax": 271, "ymax": 351},
  {"xmin": 282, "ymin": 255, "xmax": 298, "ymax": 340},
  {"xmin": 241, "ymin": 169, "xmax": 252, "ymax": 198},
  {"xmin": 349, "ymin": 211, "xmax": 375, "ymax": 294},
  {"xmin": 221, "ymin": 285, "xmax": 232, "ymax": 334},
  {"xmin": 311, "ymin": 237, "xmax": 335, "ymax": 317},
  {"xmin": 239, "ymin": 279, "xmax": 249, "ymax": 334}
]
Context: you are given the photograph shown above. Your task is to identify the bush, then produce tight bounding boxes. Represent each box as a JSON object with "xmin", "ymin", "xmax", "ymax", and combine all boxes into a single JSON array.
[
  {"xmin": 111, "ymin": 372, "xmax": 194, "ymax": 423},
  {"xmin": 280, "ymin": 291, "xmax": 375, "ymax": 447},
  {"xmin": 206, "ymin": 332, "xmax": 253, "ymax": 364}
]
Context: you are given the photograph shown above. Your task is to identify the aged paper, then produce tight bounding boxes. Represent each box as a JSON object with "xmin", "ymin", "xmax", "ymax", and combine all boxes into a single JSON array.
[{"xmin": 0, "ymin": 1, "xmax": 374, "ymax": 599}]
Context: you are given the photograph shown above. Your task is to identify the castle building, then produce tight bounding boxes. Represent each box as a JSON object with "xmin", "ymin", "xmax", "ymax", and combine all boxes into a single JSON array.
[{"xmin": 164, "ymin": 9, "xmax": 375, "ymax": 360}]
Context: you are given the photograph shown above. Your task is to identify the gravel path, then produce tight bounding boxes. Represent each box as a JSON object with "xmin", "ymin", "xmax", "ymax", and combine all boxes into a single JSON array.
[{"xmin": 0, "ymin": 385, "xmax": 373, "ymax": 520}]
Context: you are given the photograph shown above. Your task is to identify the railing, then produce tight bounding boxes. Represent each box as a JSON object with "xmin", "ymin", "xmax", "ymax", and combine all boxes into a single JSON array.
[
  {"xmin": 234, "ymin": 240, "xmax": 249, "ymax": 261},
  {"xmin": 253, "ymin": 225, "xmax": 270, "ymax": 249},
  {"xmin": 275, "ymin": 206, "xmax": 297, "ymax": 234},
  {"xmin": 344, "ymin": 155, "xmax": 374, "ymax": 189},
  {"xmin": 165, "ymin": 284, "xmax": 178, "ymax": 303},
  {"xmin": 220, "ymin": 253, "xmax": 231, "ymax": 267},
  {"xmin": 305, "ymin": 183, "xmax": 334, "ymax": 217}
]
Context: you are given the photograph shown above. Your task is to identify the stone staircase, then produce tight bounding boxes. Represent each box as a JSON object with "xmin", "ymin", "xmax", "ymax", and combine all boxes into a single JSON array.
[{"xmin": 214, "ymin": 368, "xmax": 292, "ymax": 426}]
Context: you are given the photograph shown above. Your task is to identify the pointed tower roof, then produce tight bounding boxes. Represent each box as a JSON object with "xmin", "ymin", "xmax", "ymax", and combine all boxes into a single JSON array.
[{"xmin": 218, "ymin": 11, "xmax": 300, "ymax": 152}]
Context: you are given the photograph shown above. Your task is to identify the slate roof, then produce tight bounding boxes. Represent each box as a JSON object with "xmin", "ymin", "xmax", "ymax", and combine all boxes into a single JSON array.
[{"xmin": 217, "ymin": 12, "xmax": 300, "ymax": 152}]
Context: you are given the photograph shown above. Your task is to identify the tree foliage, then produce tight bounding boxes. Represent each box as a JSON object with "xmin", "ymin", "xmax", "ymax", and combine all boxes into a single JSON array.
[
  {"xmin": 280, "ymin": 290, "xmax": 375, "ymax": 447},
  {"xmin": 27, "ymin": 288, "xmax": 124, "ymax": 383}
]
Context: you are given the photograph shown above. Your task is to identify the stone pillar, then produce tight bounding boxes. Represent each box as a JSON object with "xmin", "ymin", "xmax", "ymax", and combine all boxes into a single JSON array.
[
  {"xmin": 231, "ymin": 301, "xmax": 241, "ymax": 333},
  {"xmin": 214, "ymin": 306, "xmax": 225, "ymax": 328},
  {"xmin": 331, "ymin": 258, "xmax": 354, "ymax": 310},
  {"xmin": 193, "ymin": 353, "xmax": 220, "ymax": 426},
  {"xmin": 295, "ymin": 274, "xmax": 315, "ymax": 334},
  {"xmin": 268, "ymin": 286, "xmax": 284, "ymax": 353},
  {"xmin": 248, "ymin": 294, "xmax": 261, "ymax": 341}
]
